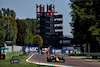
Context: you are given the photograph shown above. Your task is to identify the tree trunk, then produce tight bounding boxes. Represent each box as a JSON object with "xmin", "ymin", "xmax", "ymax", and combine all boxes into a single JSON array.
[
  {"xmin": 80, "ymin": 44, "xmax": 84, "ymax": 55},
  {"xmin": 12, "ymin": 45, "xmax": 13, "ymax": 52}
]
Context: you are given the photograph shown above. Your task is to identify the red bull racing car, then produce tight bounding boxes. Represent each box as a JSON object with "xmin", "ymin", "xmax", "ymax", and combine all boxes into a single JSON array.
[{"xmin": 47, "ymin": 54, "xmax": 65, "ymax": 62}]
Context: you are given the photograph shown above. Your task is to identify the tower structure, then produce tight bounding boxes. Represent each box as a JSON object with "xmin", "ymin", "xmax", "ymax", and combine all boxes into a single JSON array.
[{"xmin": 36, "ymin": 4, "xmax": 63, "ymax": 48}]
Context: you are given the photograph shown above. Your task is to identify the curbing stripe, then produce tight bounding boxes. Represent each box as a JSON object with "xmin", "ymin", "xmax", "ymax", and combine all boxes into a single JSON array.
[
  {"xmin": 26, "ymin": 54, "xmax": 34, "ymax": 62},
  {"xmin": 26, "ymin": 54, "xmax": 74, "ymax": 67}
]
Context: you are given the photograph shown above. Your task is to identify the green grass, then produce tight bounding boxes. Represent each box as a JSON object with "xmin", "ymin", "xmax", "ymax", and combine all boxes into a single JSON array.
[
  {"xmin": 67, "ymin": 54, "xmax": 100, "ymax": 62},
  {"xmin": 6, "ymin": 51, "xmax": 23, "ymax": 59},
  {"xmin": 0, "ymin": 54, "xmax": 53, "ymax": 67},
  {"xmin": 66, "ymin": 54, "xmax": 84, "ymax": 56},
  {"xmin": 81, "ymin": 57, "xmax": 100, "ymax": 62}
]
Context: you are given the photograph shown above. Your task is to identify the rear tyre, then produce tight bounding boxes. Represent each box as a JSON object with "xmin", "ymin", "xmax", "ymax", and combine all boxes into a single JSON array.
[
  {"xmin": 47, "ymin": 57, "xmax": 49, "ymax": 62},
  {"xmin": 47, "ymin": 57, "xmax": 52, "ymax": 62},
  {"xmin": 62, "ymin": 59, "xmax": 65, "ymax": 63}
]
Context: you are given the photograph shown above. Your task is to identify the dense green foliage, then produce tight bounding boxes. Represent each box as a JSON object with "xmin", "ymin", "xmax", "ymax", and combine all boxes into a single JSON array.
[
  {"xmin": 70, "ymin": 0, "xmax": 100, "ymax": 53},
  {"xmin": 0, "ymin": 19, "xmax": 7, "ymax": 46},
  {"xmin": 0, "ymin": 8, "xmax": 16, "ymax": 18},
  {"xmin": 0, "ymin": 8, "xmax": 40, "ymax": 47},
  {"xmin": 25, "ymin": 18, "xmax": 37, "ymax": 35},
  {"xmin": 33, "ymin": 34, "xmax": 43, "ymax": 47},
  {"xmin": 16, "ymin": 19, "xmax": 33, "ymax": 46},
  {"xmin": 0, "ymin": 17, "xmax": 18, "ymax": 46},
  {"xmin": 0, "ymin": 8, "xmax": 17, "ymax": 47},
  {"xmin": 16, "ymin": 18, "xmax": 37, "ymax": 46},
  {"xmin": 88, "ymin": 0, "xmax": 100, "ymax": 42},
  {"xmin": 2, "ymin": 16, "xmax": 18, "ymax": 45},
  {"xmin": 70, "ymin": 0, "xmax": 100, "ymax": 43}
]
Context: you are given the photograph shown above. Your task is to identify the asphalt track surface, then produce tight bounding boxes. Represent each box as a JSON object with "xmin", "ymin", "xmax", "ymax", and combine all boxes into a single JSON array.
[{"xmin": 28, "ymin": 54, "xmax": 100, "ymax": 67}]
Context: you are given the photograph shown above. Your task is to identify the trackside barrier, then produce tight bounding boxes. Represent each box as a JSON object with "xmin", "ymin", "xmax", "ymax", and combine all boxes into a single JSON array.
[
  {"xmin": 49, "ymin": 48, "xmax": 62, "ymax": 55},
  {"xmin": 49, "ymin": 48, "xmax": 81, "ymax": 55},
  {"xmin": 23, "ymin": 46, "xmax": 40, "ymax": 54},
  {"xmin": 22, "ymin": 46, "xmax": 81, "ymax": 54}
]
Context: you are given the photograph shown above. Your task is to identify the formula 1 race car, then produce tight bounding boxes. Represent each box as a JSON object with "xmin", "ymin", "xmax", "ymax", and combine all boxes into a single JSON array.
[{"xmin": 47, "ymin": 55, "xmax": 65, "ymax": 62}]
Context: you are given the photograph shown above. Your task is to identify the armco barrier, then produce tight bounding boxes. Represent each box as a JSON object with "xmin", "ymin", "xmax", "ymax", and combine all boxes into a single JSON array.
[{"xmin": 23, "ymin": 46, "xmax": 40, "ymax": 54}]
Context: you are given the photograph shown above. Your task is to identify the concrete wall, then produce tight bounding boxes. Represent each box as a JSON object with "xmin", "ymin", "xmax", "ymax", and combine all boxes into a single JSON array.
[{"xmin": 4, "ymin": 44, "xmax": 23, "ymax": 53}]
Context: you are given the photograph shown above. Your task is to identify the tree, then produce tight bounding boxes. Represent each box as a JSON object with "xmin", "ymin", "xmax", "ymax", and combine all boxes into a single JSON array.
[
  {"xmin": 16, "ymin": 18, "xmax": 37, "ymax": 46},
  {"xmin": 33, "ymin": 34, "xmax": 43, "ymax": 47},
  {"xmin": 25, "ymin": 18, "xmax": 37, "ymax": 35},
  {"xmin": 70, "ymin": 0, "xmax": 96, "ymax": 53},
  {"xmin": 0, "ymin": 19, "xmax": 7, "ymax": 46},
  {"xmin": 0, "ymin": 8, "xmax": 17, "ymax": 51},
  {"xmin": 1, "ymin": 8, "xmax": 16, "ymax": 18},
  {"xmin": 2, "ymin": 16, "xmax": 18, "ymax": 44},
  {"xmin": 89, "ymin": 22, "xmax": 100, "ymax": 42},
  {"xmin": 88, "ymin": 0, "xmax": 100, "ymax": 42},
  {"xmin": 2, "ymin": 16, "xmax": 18, "ymax": 52},
  {"xmin": 6, "ymin": 8, "xmax": 10, "ymax": 16},
  {"xmin": 16, "ymin": 19, "xmax": 33, "ymax": 46},
  {"xmin": 0, "ymin": 10, "xmax": 2, "ymax": 18},
  {"xmin": 10, "ymin": 10, "xmax": 16, "ymax": 19},
  {"xmin": 2, "ymin": 8, "xmax": 6, "ymax": 16}
]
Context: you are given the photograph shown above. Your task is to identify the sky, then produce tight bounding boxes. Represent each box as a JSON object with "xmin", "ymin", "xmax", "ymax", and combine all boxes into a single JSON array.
[{"xmin": 0, "ymin": 0, "xmax": 73, "ymax": 37}]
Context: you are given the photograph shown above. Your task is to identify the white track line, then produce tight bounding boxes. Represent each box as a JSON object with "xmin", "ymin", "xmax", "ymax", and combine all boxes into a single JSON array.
[{"xmin": 26, "ymin": 54, "xmax": 74, "ymax": 67}]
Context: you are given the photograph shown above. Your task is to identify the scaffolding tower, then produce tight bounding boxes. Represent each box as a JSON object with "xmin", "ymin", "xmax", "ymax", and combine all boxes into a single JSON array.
[{"xmin": 36, "ymin": 4, "xmax": 63, "ymax": 48}]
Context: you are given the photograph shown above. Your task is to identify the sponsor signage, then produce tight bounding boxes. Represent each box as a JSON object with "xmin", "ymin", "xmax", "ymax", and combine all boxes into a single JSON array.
[
  {"xmin": 23, "ymin": 46, "xmax": 40, "ymax": 54},
  {"xmin": 11, "ymin": 59, "xmax": 19, "ymax": 63},
  {"xmin": 59, "ymin": 40, "xmax": 71, "ymax": 44},
  {"xmin": 62, "ymin": 50, "xmax": 81, "ymax": 54},
  {"xmin": 67, "ymin": 47, "xmax": 74, "ymax": 50},
  {"xmin": 49, "ymin": 48, "xmax": 62, "ymax": 55},
  {"xmin": 49, "ymin": 48, "xmax": 81, "ymax": 54},
  {"xmin": 10, "ymin": 55, "xmax": 19, "ymax": 64},
  {"xmin": 52, "ymin": 49, "xmax": 62, "ymax": 55},
  {"xmin": 19, "ymin": 54, "xmax": 23, "ymax": 56},
  {"xmin": 12, "ymin": 56, "xmax": 18, "ymax": 59}
]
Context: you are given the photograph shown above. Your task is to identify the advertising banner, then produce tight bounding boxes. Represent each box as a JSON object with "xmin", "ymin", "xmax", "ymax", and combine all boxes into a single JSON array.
[
  {"xmin": 23, "ymin": 46, "xmax": 40, "ymax": 54},
  {"xmin": 49, "ymin": 48, "xmax": 62, "ymax": 55},
  {"xmin": 49, "ymin": 48, "xmax": 77, "ymax": 54},
  {"xmin": 62, "ymin": 50, "xmax": 81, "ymax": 54}
]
